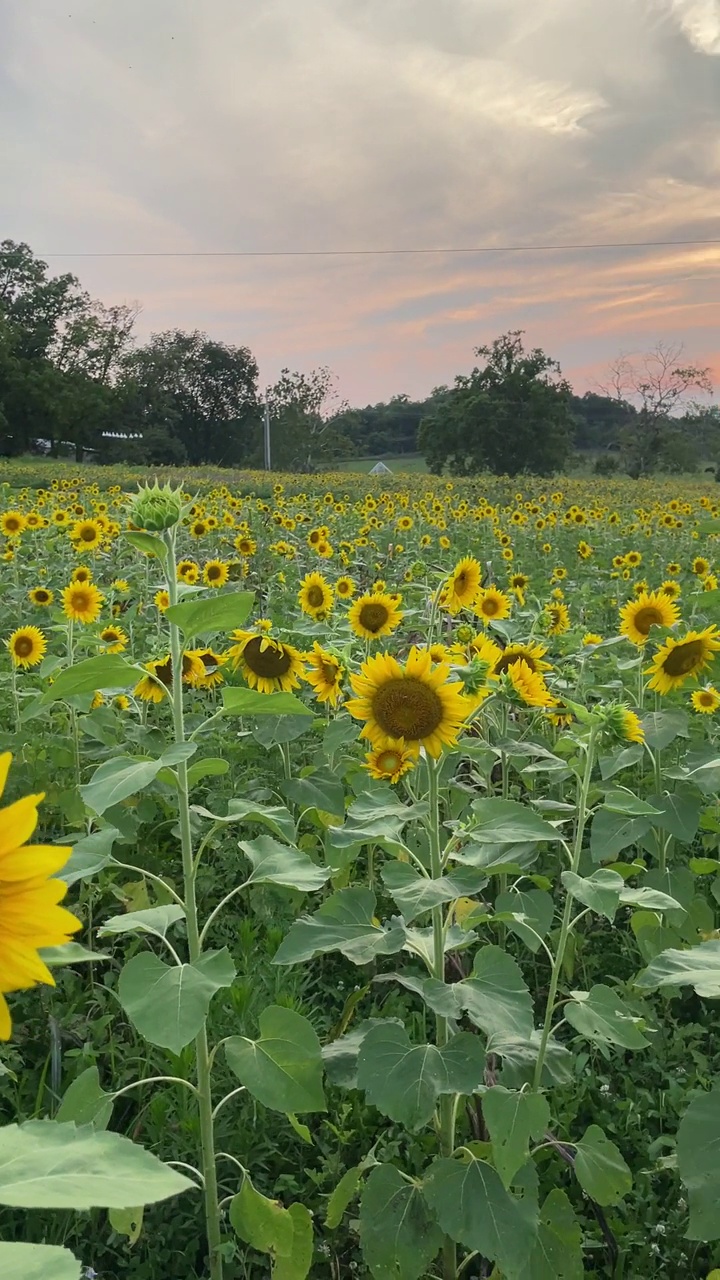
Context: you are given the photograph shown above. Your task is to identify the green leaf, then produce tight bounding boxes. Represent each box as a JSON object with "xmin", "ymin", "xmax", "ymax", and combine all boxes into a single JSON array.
[
  {"xmin": 118, "ymin": 948, "xmax": 235, "ymax": 1053},
  {"xmin": 598, "ymin": 743, "xmax": 644, "ymax": 780},
  {"xmin": 359, "ymin": 1164, "xmax": 443, "ymax": 1280},
  {"xmin": 99, "ymin": 905, "xmax": 185, "ymax": 938},
  {"xmin": 602, "ymin": 788, "xmax": 663, "ymax": 816},
  {"xmin": 483, "ymin": 1086, "xmax": 550, "ymax": 1188},
  {"xmin": 617, "ymin": 885, "xmax": 681, "ymax": 912},
  {"xmin": 186, "ymin": 757, "xmax": 229, "ymax": 787},
  {"xmin": 490, "ymin": 1034, "xmax": 573, "ymax": 1089},
  {"xmin": 56, "ymin": 1066, "xmax": 113, "ymax": 1130},
  {"xmin": 381, "ymin": 863, "xmax": 488, "ymax": 924},
  {"xmin": 677, "ymin": 1087, "xmax": 720, "ymax": 1240},
  {"xmin": 357, "ymin": 1025, "xmax": 486, "ymax": 1130},
  {"xmin": 39, "ymin": 942, "xmax": 109, "ymax": 967},
  {"xmin": 590, "ymin": 808, "xmax": 651, "ymax": 862},
  {"xmin": 422, "ymin": 1154, "xmax": 538, "ymax": 1276},
  {"xmin": 573, "ymin": 1124, "xmax": 631, "ymax": 1205},
  {"xmin": 38, "ymin": 655, "xmax": 145, "ymax": 706},
  {"xmin": 61, "ymin": 826, "xmax": 120, "ymax": 886},
  {"xmin": 458, "ymin": 945, "xmax": 535, "ymax": 1039},
  {"xmin": 495, "ymin": 889, "xmax": 554, "ymax": 953},
  {"xmin": 124, "ymin": 530, "xmax": 168, "ymax": 561},
  {"xmin": 225, "ymin": 1005, "xmax": 326, "ymax": 1113},
  {"xmin": 647, "ymin": 790, "xmax": 702, "ymax": 843},
  {"xmin": 525, "ymin": 1189, "xmax": 583, "ymax": 1280},
  {"xmin": 221, "ymin": 687, "xmax": 312, "ymax": 717},
  {"xmin": 239, "ymin": 835, "xmax": 329, "ymax": 892},
  {"xmin": 641, "ymin": 708, "xmax": 689, "ymax": 750},
  {"xmin": 562, "ymin": 869, "xmax": 623, "ymax": 921},
  {"xmin": 469, "ymin": 798, "xmax": 563, "ymax": 843},
  {"xmin": 192, "ymin": 798, "xmax": 296, "ymax": 844},
  {"xmin": 322, "ymin": 1019, "xmax": 393, "ymax": 1089},
  {"xmin": 230, "ymin": 1175, "xmax": 294, "ymax": 1256},
  {"xmin": 108, "ymin": 1205, "xmax": 144, "ymax": 1245},
  {"xmin": 0, "ymin": 1242, "xmax": 81, "ymax": 1280},
  {"xmin": 274, "ymin": 1203, "xmax": 314, "ymax": 1280},
  {"xmin": 0, "ymin": 1121, "xmax": 191, "ymax": 1208},
  {"xmin": 328, "ymin": 785, "xmax": 428, "ymax": 852},
  {"xmin": 273, "ymin": 887, "xmax": 404, "ymax": 966},
  {"xmin": 636, "ymin": 940, "xmax": 720, "ymax": 998},
  {"xmin": 565, "ymin": 985, "xmax": 651, "ymax": 1049},
  {"xmin": 165, "ymin": 590, "xmax": 254, "ymax": 640},
  {"xmin": 326, "ymin": 1165, "xmax": 363, "ymax": 1228},
  {"xmin": 282, "ymin": 771, "xmax": 346, "ymax": 819},
  {"xmin": 80, "ymin": 756, "xmax": 165, "ymax": 816}
]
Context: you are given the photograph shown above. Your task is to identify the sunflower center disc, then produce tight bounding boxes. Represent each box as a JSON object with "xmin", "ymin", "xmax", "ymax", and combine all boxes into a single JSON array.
[
  {"xmin": 663, "ymin": 640, "xmax": 704, "ymax": 676},
  {"xmin": 359, "ymin": 603, "xmax": 390, "ymax": 633},
  {"xmin": 307, "ymin": 586, "xmax": 325, "ymax": 608},
  {"xmin": 633, "ymin": 606, "xmax": 664, "ymax": 635},
  {"xmin": 372, "ymin": 677, "xmax": 443, "ymax": 739},
  {"xmin": 244, "ymin": 635, "xmax": 292, "ymax": 677},
  {"xmin": 14, "ymin": 637, "xmax": 33, "ymax": 658}
]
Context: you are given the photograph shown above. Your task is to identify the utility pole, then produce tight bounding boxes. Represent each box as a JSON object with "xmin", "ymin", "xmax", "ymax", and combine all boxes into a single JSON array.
[{"xmin": 263, "ymin": 398, "xmax": 271, "ymax": 470}]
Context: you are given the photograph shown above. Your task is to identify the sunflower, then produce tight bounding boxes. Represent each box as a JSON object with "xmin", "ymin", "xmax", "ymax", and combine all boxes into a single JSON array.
[
  {"xmin": 691, "ymin": 685, "xmax": 720, "ymax": 714},
  {"xmin": 545, "ymin": 603, "xmax": 570, "ymax": 636},
  {"xmin": 7, "ymin": 627, "xmax": 46, "ymax": 669},
  {"xmin": 303, "ymin": 643, "xmax": 345, "ymax": 706},
  {"xmin": 348, "ymin": 592, "xmax": 403, "ymax": 640},
  {"xmin": 99, "ymin": 625, "xmax": 128, "ymax": 654},
  {"xmin": 490, "ymin": 641, "xmax": 551, "ymax": 678},
  {"xmin": 62, "ymin": 582, "xmax": 104, "ymax": 625},
  {"xmin": 203, "ymin": 559, "xmax": 230, "ymax": 589},
  {"xmin": 474, "ymin": 587, "xmax": 512, "ymax": 625},
  {"xmin": 234, "ymin": 535, "xmax": 257, "ymax": 557},
  {"xmin": 647, "ymin": 627, "xmax": 720, "ymax": 694},
  {"xmin": 605, "ymin": 706, "xmax": 645, "ymax": 744},
  {"xmin": 659, "ymin": 579, "xmax": 681, "ymax": 600},
  {"xmin": 71, "ymin": 566, "xmax": 93, "ymax": 584},
  {"xmin": 70, "ymin": 519, "xmax": 102, "ymax": 551},
  {"xmin": 692, "ymin": 556, "xmax": 711, "ymax": 577},
  {"xmin": 114, "ymin": 695, "xmax": 131, "ymax": 711},
  {"xmin": 346, "ymin": 646, "xmax": 470, "ymax": 757},
  {"xmin": 154, "ymin": 589, "xmax": 170, "ymax": 612},
  {"xmin": 506, "ymin": 659, "xmax": 555, "ymax": 708},
  {"xmin": 111, "ymin": 579, "xmax": 130, "ymax": 594},
  {"xmin": 186, "ymin": 648, "xmax": 227, "ymax": 689},
  {"xmin": 28, "ymin": 587, "xmax": 53, "ymax": 607},
  {"xmin": 582, "ymin": 632, "xmax": 603, "ymax": 646},
  {"xmin": 134, "ymin": 660, "xmax": 168, "ymax": 703},
  {"xmin": 364, "ymin": 739, "xmax": 416, "ymax": 784},
  {"xmin": 619, "ymin": 590, "xmax": 679, "ymax": 647},
  {"xmin": 0, "ymin": 753, "xmax": 80, "ymax": 1039},
  {"xmin": 228, "ymin": 631, "xmax": 306, "ymax": 695},
  {"xmin": 0, "ymin": 511, "xmax": 26, "ymax": 538},
  {"xmin": 335, "ymin": 575, "xmax": 356, "ymax": 599},
  {"xmin": 51, "ymin": 509, "xmax": 70, "ymax": 527},
  {"xmin": 298, "ymin": 572, "xmax": 334, "ymax": 620},
  {"xmin": 177, "ymin": 559, "xmax": 200, "ymax": 584},
  {"xmin": 190, "ymin": 519, "xmax": 209, "ymax": 538},
  {"xmin": 442, "ymin": 557, "xmax": 483, "ymax": 614},
  {"xmin": 625, "ymin": 551, "xmax": 642, "ymax": 568}
]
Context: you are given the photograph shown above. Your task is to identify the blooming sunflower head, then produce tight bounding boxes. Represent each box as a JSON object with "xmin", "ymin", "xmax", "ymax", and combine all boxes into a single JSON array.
[
  {"xmin": 69, "ymin": 518, "xmax": 103, "ymax": 551},
  {"xmin": 544, "ymin": 602, "xmax": 570, "ymax": 636},
  {"xmin": 29, "ymin": 587, "xmax": 53, "ymax": 607},
  {"xmin": 154, "ymin": 589, "xmax": 170, "ymax": 612},
  {"xmin": 203, "ymin": 559, "xmax": 230, "ymax": 589},
  {"xmin": 7, "ymin": 626, "xmax": 47, "ymax": 669},
  {"xmin": 0, "ymin": 511, "xmax": 26, "ymax": 538},
  {"xmin": 692, "ymin": 556, "xmax": 711, "ymax": 577},
  {"xmin": 691, "ymin": 685, "xmax": 720, "ymax": 714},
  {"xmin": 474, "ymin": 586, "xmax": 512, "ymax": 626},
  {"xmin": 335, "ymin": 575, "xmax": 356, "ymax": 599},
  {"xmin": 62, "ymin": 581, "xmax": 104, "ymax": 625},
  {"xmin": 298, "ymin": 572, "xmax": 334, "ymax": 620},
  {"xmin": 504, "ymin": 658, "xmax": 556, "ymax": 709},
  {"xmin": 303, "ymin": 642, "xmax": 345, "ymax": 706},
  {"xmin": 442, "ymin": 557, "xmax": 483, "ymax": 614},
  {"xmin": 490, "ymin": 641, "xmax": 551, "ymax": 679},
  {"xmin": 646, "ymin": 626, "xmax": 720, "ymax": 695},
  {"xmin": 582, "ymin": 632, "xmax": 603, "ymax": 647},
  {"xmin": 619, "ymin": 590, "xmax": 679, "ymax": 647},
  {"xmin": 228, "ymin": 630, "xmax": 306, "ymax": 695},
  {"xmin": 186, "ymin": 648, "xmax": 227, "ymax": 688},
  {"xmin": 346, "ymin": 646, "xmax": 470, "ymax": 758},
  {"xmin": 364, "ymin": 739, "xmax": 417, "ymax": 784},
  {"xmin": 99, "ymin": 625, "xmax": 128, "ymax": 654},
  {"xmin": 348, "ymin": 592, "xmax": 403, "ymax": 640}
]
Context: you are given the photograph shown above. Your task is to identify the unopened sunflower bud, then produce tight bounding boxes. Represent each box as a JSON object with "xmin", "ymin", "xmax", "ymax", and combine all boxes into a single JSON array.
[{"xmin": 129, "ymin": 481, "xmax": 185, "ymax": 532}]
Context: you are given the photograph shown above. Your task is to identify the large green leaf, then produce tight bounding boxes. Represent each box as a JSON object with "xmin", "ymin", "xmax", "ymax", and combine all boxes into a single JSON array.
[
  {"xmin": 573, "ymin": 1125, "xmax": 631, "ymax": 1205},
  {"xmin": 640, "ymin": 708, "xmax": 689, "ymax": 750},
  {"xmin": 590, "ymin": 808, "xmax": 651, "ymax": 862},
  {"xmin": 495, "ymin": 889, "xmax": 555, "ymax": 953},
  {"xmin": 565, "ymin": 985, "xmax": 651, "ymax": 1049},
  {"xmin": 0, "ymin": 1242, "xmax": 81, "ymax": 1280},
  {"xmin": 0, "ymin": 1121, "xmax": 191, "ymax": 1208},
  {"xmin": 192, "ymin": 798, "xmax": 296, "ymax": 844},
  {"xmin": 238, "ymin": 835, "xmax": 329, "ymax": 892},
  {"xmin": 422, "ymin": 1154, "xmax": 538, "ymax": 1276},
  {"xmin": 356, "ymin": 1025, "xmax": 486, "ymax": 1130},
  {"xmin": 80, "ymin": 754, "xmax": 170, "ymax": 815},
  {"xmin": 273, "ymin": 887, "xmax": 404, "ymax": 966},
  {"xmin": 38, "ymin": 655, "xmax": 145, "ymax": 706},
  {"xmin": 99, "ymin": 905, "xmax": 186, "ymax": 938},
  {"xmin": 61, "ymin": 826, "xmax": 120, "ymax": 886},
  {"xmin": 647, "ymin": 790, "xmax": 701, "ymax": 843},
  {"xmin": 677, "ymin": 1087, "xmax": 720, "ymax": 1240},
  {"xmin": 469, "ymin": 798, "xmax": 563, "ymax": 844},
  {"xmin": 525, "ymin": 1189, "xmax": 583, "ymax": 1279},
  {"xmin": 636, "ymin": 940, "xmax": 720, "ymax": 998},
  {"xmin": 118, "ymin": 948, "xmax": 235, "ymax": 1053},
  {"xmin": 483, "ymin": 1086, "xmax": 550, "ymax": 1188},
  {"xmin": 328, "ymin": 786, "xmax": 428, "ymax": 851},
  {"xmin": 229, "ymin": 1175, "xmax": 295, "ymax": 1257},
  {"xmin": 274, "ymin": 1202, "xmax": 314, "ymax": 1280},
  {"xmin": 225, "ymin": 1005, "xmax": 326, "ymax": 1113},
  {"xmin": 165, "ymin": 590, "xmax": 254, "ymax": 640},
  {"xmin": 356, "ymin": 1162, "xmax": 440, "ymax": 1280},
  {"xmin": 124, "ymin": 530, "xmax": 169, "ymax": 561},
  {"xmin": 359, "ymin": 1164, "xmax": 443, "ymax": 1280},
  {"xmin": 39, "ymin": 942, "xmax": 109, "ymax": 967},
  {"xmin": 282, "ymin": 771, "xmax": 346, "ymax": 819},
  {"xmin": 562, "ymin": 869, "xmax": 624, "ymax": 921},
  {"xmin": 491, "ymin": 1033, "xmax": 573, "ymax": 1088},
  {"xmin": 221, "ymin": 687, "xmax": 312, "ymax": 717},
  {"xmin": 458, "ymin": 945, "xmax": 535, "ymax": 1039},
  {"xmin": 381, "ymin": 863, "xmax": 487, "ymax": 924},
  {"xmin": 56, "ymin": 1066, "xmax": 113, "ymax": 1130},
  {"xmin": 326, "ymin": 1165, "xmax": 364, "ymax": 1228},
  {"xmin": 322, "ymin": 1019, "xmax": 392, "ymax": 1089}
]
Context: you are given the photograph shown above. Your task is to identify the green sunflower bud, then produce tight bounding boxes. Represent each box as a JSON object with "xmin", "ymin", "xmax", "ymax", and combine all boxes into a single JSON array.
[{"xmin": 130, "ymin": 481, "xmax": 185, "ymax": 532}]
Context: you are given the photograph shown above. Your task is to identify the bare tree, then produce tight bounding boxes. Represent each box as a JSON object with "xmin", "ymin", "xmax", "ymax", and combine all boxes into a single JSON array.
[{"xmin": 602, "ymin": 342, "xmax": 713, "ymax": 476}]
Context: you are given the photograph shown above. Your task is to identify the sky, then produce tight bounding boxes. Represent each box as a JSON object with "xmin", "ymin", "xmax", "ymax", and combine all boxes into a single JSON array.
[{"xmin": 1, "ymin": 0, "xmax": 719, "ymax": 406}]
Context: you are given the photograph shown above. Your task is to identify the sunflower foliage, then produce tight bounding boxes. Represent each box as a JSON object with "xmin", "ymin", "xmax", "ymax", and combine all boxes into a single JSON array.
[{"xmin": 2, "ymin": 471, "xmax": 720, "ymax": 1278}]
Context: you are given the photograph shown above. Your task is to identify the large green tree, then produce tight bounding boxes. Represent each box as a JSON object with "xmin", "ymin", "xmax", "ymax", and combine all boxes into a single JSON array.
[
  {"xmin": 418, "ymin": 331, "xmax": 574, "ymax": 476},
  {"xmin": 265, "ymin": 367, "xmax": 353, "ymax": 470}
]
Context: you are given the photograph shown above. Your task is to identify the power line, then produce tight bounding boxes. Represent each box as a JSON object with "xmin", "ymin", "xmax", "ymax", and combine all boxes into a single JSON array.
[{"xmin": 38, "ymin": 236, "xmax": 720, "ymax": 259}]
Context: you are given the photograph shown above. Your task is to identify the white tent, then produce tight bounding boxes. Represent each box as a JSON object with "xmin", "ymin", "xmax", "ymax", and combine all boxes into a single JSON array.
[{"xmin": 369, "ymin": 461, "xmax": 393, "ymax": 475}]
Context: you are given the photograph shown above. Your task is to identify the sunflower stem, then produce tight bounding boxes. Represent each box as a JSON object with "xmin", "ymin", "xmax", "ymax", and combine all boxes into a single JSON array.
[
  {"xmin": 533, "ymin": 724, "xmax": 598, "ymax": 1092},
  {"xmin": 163, "ymin": 526, "xmax": 224, "ymax": 1280},
  {"xmin": 66, "ymin": 620, "xmax": 81, "ymax": 788}
]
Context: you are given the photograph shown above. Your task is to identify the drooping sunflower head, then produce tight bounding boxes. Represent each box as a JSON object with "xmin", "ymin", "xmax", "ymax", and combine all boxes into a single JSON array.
[
  {"xmin": 303, "ymin": 642, "xmax": 345, "ymax": 705},
  {"xmin": 7, "ymin": 626, "xmax": 47, "ymax": 669},
  {"xmin": 298, "ymin": 572, "xmax": 334, "ymax": 620},
  {"xmin": 364, "ymin": 739, "xmax": 417, "ymax": 784},
  {"xmin": 602, "ymin": 703, "xmax": 645, "ymax": 744},
  {"xmin": 647, "ymin": 626, "xmax": 720, "ymax": 695},
  {"xmin": 134, "ymin": 660, "xmax": 168, "ymax": 703},
  {"xmin": 505, "ymin": 658, "xmax": 555, "ymax": 709},
  {"xmin": 228, "ymin": 630, "xmax": 306, "ymax": 695},
  {"xmin": 619, "ymin": 590, "xmax": 680, "ymax": 646},
  {"xmin": 62, "ymin": 581, "xmax": 104, "ymax": 625},
  {"xmin": 203, "ymin": 559, "xmax": 230, "ymax": 589},
  {"xmin": 474, "ymin": 587, "xmax": 512, "ymax": 626},
  {"xmin": 346, "ymin": 646, "xmax": 470, "ymax": 757},
  {"xmin": 691, "ymin": 685, "xmax": 720, "ymax": 714},
  {"xmin": 348, "ymin": 592, "xmax": 403, "ymax": 640},
  {"xmin": 29, "ymin": 587, "xmax": 53, "ymax": 607},
  {"xmin": 582, "ymin": 632, "xmax": 603, "ymax": 647}
]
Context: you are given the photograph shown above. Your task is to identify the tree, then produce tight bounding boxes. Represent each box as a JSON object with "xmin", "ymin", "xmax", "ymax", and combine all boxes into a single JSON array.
[
  {"xmin": 570, "ymin": 391, "xmax": 636, "ymax": 452},
  {"xmin": 265, "ymin": 367, "xmax": 353, "ymax": 470},
  {"xmin": 418, "ymin": 331, "xmax": 574, "ymax": 476},
  {"xmin": 603, "ymin": 342, "xmax": 713, "ymax": 477}
]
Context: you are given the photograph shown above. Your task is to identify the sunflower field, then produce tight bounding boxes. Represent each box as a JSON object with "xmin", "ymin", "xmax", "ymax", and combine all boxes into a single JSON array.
[{"xmin": 2, "ymin": 468, "xmax": 720, "ymax": 1280}]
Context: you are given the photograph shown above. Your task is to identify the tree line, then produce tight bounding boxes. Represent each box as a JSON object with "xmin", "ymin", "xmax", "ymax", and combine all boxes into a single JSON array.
[{"xmin": 0, "ymin": 240, "xmax": 715, "ymax": 476}]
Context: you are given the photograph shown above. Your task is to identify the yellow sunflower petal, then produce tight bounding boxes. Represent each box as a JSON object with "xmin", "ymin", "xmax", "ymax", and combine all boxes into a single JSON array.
[{"xmin": 0, "ymin": 794, "xmax": 45, "ymax": 858}]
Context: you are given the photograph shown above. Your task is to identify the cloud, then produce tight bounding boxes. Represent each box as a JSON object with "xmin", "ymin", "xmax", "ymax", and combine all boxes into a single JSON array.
[{"xmin": 665, "ymin": 0, "xmax": 720, "ymax": 53}]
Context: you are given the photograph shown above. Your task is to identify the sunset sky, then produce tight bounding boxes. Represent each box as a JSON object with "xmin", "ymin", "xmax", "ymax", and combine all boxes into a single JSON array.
[{"xmin": 1, "ymin": 0, "xmax": 719, "ymax": 405}]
